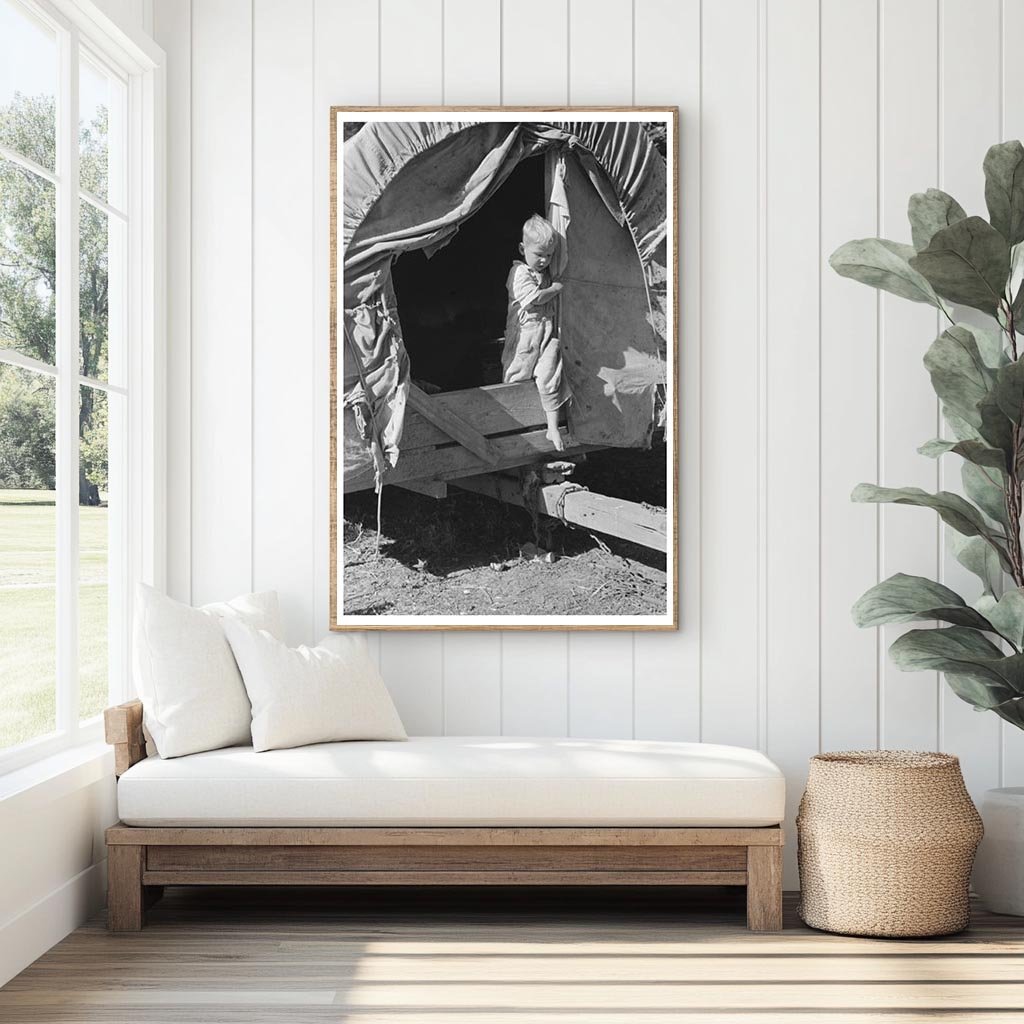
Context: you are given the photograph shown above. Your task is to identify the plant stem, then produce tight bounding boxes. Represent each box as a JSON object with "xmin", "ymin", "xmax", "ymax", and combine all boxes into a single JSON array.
[{"xmin": 1005, "ymin": 305, "xmax": 1024, "ymax": 587}]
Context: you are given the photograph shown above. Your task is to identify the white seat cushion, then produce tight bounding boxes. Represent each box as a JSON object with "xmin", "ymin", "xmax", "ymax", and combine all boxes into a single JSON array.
[{"xmin": 117, "ymin": 736, "xmax": 785, "ymax": 827}]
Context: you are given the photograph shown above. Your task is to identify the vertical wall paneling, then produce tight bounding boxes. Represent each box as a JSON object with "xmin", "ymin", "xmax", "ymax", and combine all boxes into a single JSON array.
[
  {"xmin": 568, "ymin": 633, "xmax": 635, "ymax": 739},
  {"xmin": 562, "ymin": 0, "xmax": 636, "ymax": 734},
  {"xmin": 632, "ymin": 0, "xmax": 701, "ymax": 742},
  {"xmin": 380, "ymin": 633, "xmax": 446, "ymax": 734},
  {"xmin": 818, "ymin": 0, "xmax": 879, "ymax": 752},
  {"xmin": 312, "ymin": 0, "xmax": 380, "ymax": 649},
  {"xmin": 938, "ymin": 0, "xmax": 1002, "ymax": 795},
  {"xmin": 153, "ymin": 0, "xmax": 190, "ymax": 603},
  {"xmin": 501, "ymin": 633, "xmax": 569, "ymax": 736},
  {"xmin": 443, "ymin": 639, "xmax": 502, "ymax": 734},
  {"xmin": 698, "ymin": 0, "xmax": 761, "ymax": 749},
  {"xmin": 440, "ymin": 0, "xmax": 504, "ymax": 734},
  {"xmin": 764, "ymin": 0, "xmax": 821, "ymax": 881},
  {"xmin": 252, "ymin": 0, "xmax": 316, "ymax": 645},
  {"xmin": 379, "ymin": 0, "xmax": 443, "ymax": 105},
  {"xmin": 500, "ymin": 0, "xmax": 568, "ymax": 105},
  {"xmin": 1001, "ymin": 0, "xmax": 1024, "ymax": 786},
  {"xmin": 497, "ymin": 0, "xmax": 571, "ymax": 733},
  {"xmin": 442, "ymin": 0, "xmax": 500, "ymax": 106},
  {"xmin": 189, "ymin": 0, "xmax": 253, "ymax": 605},
  {"xmin": 163, "ymin": 0, "xmax": 1023, "ymax": 891},
  {"xmin": 877, "ymin": 0, "xmax": 941, "ymax": 751},
  {"xmin": 375, "ymin": 0, "xmax": 447, "ymax": 725},
  {"xmin": 567, "ymin": 0, "xmax": 632, "ymax": 103}
]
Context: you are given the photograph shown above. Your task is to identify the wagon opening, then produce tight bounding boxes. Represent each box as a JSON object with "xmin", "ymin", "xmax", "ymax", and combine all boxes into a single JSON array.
[{"xmin": 391, "ymin": 154, "xmax": 546, "ymax": 395}]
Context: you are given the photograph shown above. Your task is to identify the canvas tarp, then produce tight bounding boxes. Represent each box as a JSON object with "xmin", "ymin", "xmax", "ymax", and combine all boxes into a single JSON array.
[{"xmin": 339, "ymin": 119, "xmax": 668, "ymax": 487}]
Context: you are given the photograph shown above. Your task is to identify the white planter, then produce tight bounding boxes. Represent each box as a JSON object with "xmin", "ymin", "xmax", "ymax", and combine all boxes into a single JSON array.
[{"xmin": 973, "ymin": 787, "xmax": 1024, "ymax": 916}]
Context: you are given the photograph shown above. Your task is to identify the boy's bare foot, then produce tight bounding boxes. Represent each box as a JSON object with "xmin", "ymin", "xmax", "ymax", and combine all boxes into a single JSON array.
[{"xmin": 546, "ymin": 427, "xmax": 567, "ymax": 452}]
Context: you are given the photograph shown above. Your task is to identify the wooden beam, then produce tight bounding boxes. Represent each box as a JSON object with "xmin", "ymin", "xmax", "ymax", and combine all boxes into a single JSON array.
[
  {"xmin": 145, "ymin": 844, "xmax": 747, "ymax": 872},
  {"xmin": 141, "ymin": 869, "xmax": 748, "ymax": 887},
  {"xmin": 406, "ymin": 383, "xmax": 500, "ymax": 464},
  {"xmin": 103, "ymin": 699, "xmax": 148, "ymax": 776},
  {"xmin": 107, "ymin": 845, "xmax": 145, "ymax": 932},
  {"xmin": 106, "ymin": 825, "xmax": 784, "ymax": 847},
  {"xmin": 396, "ymin": 479, "xmax": 448, "ymax": 499},
  {"xmin": 747, "ymin": 845, "xmax": 784, "ymax": 932},
  {"xmin": 454, "ymin": 473, "xmax": 668, "ymax": 553},
  {"xmin": 346, "ymin": 427, "xmax": 601, "ymax": 492}
]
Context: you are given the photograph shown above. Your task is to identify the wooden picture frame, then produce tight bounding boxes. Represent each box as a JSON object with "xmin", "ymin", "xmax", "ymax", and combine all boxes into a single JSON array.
[{"xmin": 331, "ymin": 107, "xmax": 679, "ymax": 631}]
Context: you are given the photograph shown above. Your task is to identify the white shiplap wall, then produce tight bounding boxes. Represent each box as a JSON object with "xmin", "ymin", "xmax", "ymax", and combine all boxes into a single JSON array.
[{"xmin": 153, "ymin": 0, "xmax": 1024, "ymax": 884}]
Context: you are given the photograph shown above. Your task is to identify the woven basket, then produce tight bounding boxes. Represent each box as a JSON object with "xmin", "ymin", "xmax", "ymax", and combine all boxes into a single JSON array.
[{"xmin": 797, "ymin": 751, "xmax": 983, "ymax": 937}]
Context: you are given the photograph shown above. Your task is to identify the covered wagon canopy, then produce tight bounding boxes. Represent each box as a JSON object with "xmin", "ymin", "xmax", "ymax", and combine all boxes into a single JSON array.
[{"xmin": 338, "ymin": 117, "xmax": 671, "ymax": 489}]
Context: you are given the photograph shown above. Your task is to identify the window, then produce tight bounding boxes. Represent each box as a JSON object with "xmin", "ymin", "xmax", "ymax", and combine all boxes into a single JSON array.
[{"xmin": 0, "ymin": 0, "xmax": 160, "ymax": 771}]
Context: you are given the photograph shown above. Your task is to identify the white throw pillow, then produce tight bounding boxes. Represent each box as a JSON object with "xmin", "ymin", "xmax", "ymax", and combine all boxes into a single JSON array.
[
  {"xmin": 133, "ymin": 584, "xmax": 283, "ymax": 758},
  {"xmin": 223, "ymin": 621, "xmax": 407, "ymax": 752}
]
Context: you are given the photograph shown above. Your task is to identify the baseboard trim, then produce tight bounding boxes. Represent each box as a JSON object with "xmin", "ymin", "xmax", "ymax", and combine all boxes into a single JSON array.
[{"xmin": 0, "ymin": 858, "xmax": 107, "ymax": 987}]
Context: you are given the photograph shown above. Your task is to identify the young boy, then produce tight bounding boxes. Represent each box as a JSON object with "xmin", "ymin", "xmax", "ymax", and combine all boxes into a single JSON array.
[{"xmin": 500, "ymin": 214, "xmax": 571, "ymax": 451}]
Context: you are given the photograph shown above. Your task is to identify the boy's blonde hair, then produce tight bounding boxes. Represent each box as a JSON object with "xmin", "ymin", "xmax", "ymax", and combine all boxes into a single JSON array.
[{"xmin": 522, "ymin": 213, "xmax": 557, "ymax": 248}]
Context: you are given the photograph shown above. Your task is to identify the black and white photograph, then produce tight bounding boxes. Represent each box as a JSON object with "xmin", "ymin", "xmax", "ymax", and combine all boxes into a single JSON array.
[{"xmin": 331, "ymin": 109, "xmax": 677, "ymax": 630}]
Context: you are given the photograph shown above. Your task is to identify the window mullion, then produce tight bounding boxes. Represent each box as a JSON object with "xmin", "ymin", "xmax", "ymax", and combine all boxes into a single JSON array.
[{"xmin": 55, "ymin": 24, "xmax": 81, "ymax": 735}]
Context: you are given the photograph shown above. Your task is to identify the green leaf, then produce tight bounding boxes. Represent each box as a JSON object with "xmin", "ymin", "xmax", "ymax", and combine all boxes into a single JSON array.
[
  {"xmin": 851, "ymin": 483, "xmax": 1008, "ymax": 548},
  {"xmin": 944, "ymin": 671, "xmax": 1024, "ymax": 714},
  {"xmin": 852, "ymin": 573, "xmax": 994, "ymax": 630},
  {"xmin": 918, "ymin": 437, "xmax": 1007, "ymax": 470},
  {"xmin": 962, "ymin": 461, "xmax": 1009, "ymax": 527},
  {"xmin": 923, "ymin": 325, "xmax": 997, "ymax": 427},
  {"xmin": 830, "ymin": 238, "xmax": 943, "ymax": 307},
  {"xmin": 969, "ymin": 322, "xmax": 1011, "ymax": 368},
  {"xmin": 909, "ymin": 216, "xmax": 1011, "ymax": 314},
  {"xmin": 950, "ymin": 533, "xmax": 1004, "ymax": 596},
  {"xmin": 908, "ymin": 188, "xmax": 968, "ymax": 251},
  {"xmin": 984, "ymin": 140, "xmax": 1024, "ymax": 246},
  {"xmin": 977, "ymin": 589, "xmax": 1024, "ymax": 649},
  {"xmin": 978, "ymin": 391, "xmax": 1016, "ymax": 457},
  {"xmin": 942, "ymin": 407, "xmax": 983, "ymax": 442},
  {"xmin": 889, "ymin": 627, "xmax": 1024, "ymax": 706},
  {"xmin": 993, "ymin": 357, "xmax": 1024, "ymax": 423}
]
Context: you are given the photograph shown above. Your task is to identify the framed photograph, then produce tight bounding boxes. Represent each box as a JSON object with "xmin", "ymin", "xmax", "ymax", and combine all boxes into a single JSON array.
[{"xmin": 331, "ymin": 107, "xmax": 678, "ymax": 631}]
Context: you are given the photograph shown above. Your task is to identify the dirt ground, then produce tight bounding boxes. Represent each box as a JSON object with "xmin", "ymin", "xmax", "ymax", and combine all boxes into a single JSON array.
[{"xmin": 341, "ymin": 443, "xmax": 668, "ymax": 618}]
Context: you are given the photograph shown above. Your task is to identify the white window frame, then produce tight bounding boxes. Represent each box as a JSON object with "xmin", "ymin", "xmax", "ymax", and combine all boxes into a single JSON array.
[{"xmin": 0, "ymin": 0, "xmax": 164, "ymax": 776}]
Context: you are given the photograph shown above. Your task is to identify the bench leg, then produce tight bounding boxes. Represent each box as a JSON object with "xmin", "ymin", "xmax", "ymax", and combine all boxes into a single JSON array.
[
  {"xmin": 107, "ymin": 845, "xmax": 145, "ymax": 932},
  {"xmin": 746, "ymin": 845, "xmax": 783, "ymax": 931}
]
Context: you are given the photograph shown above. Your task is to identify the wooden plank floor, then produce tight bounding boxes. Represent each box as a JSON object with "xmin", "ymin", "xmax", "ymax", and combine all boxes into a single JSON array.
[{"xmin": 3, "ymin": 886, "xmax": 1024, "ymax": 1022}]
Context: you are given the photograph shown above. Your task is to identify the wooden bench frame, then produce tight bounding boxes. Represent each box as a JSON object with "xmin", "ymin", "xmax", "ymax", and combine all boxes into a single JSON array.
[{"xmin": 104, "ymin": 700, "xmax": 784, "ymax": 933}]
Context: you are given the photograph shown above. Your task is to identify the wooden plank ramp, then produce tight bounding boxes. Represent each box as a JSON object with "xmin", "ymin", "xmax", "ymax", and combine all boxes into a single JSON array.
[
  {"xmin": 347, "ymin": 427, "xmax": 601, "ymax": 493},
  {"xmin": 344, "ymin": 383, "xmax": 601, "ymax": 493}
]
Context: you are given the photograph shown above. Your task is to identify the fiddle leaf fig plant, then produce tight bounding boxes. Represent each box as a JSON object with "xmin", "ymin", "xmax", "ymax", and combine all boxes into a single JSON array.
[{"xmin": 832, "ymin": 140, "xmax": 1024, "ymax": 731}]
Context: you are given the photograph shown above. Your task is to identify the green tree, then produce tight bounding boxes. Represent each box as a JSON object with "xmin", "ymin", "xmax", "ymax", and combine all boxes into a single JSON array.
[
  {"xmin": 0, "ymin": 365, "xmax": 54, "ymax": 489},
  {"xmin": 0, "ymin": 92, "xmax": 109, "ymax": 502}
]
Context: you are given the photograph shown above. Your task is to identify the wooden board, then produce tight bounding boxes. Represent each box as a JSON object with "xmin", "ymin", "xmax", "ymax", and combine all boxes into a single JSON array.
[
  {"xmin": 142, "ymin": 870, "xmax": 748, "ymax": 888},
  {"xmin": 406, "ymin": 383, "xmax": 500, "ymax": 464},
  {"xmin": 454, "ymin": 472, "xmax": 668, "ymax": 552},
  {"xmin": 145, "ymin": 844, "xmax": 747, "ymax": 872},
  {"xmin": 346, "ymin": 428, "xmax": 602, "ymax": 492},
  {"xmin": 5, "ymin": 890, "xmax": 1024, "ymax": 1020},
  {"xmin": 401, "ymin": 381, "xmax": 547, "ymax": 451},
  {"xmin": 103, "ymin": 699, "xmax": 148, "ymax": 776},
  {"xmin": 107, "ymin": 825, "xmax": 784, "ymax": 847}
]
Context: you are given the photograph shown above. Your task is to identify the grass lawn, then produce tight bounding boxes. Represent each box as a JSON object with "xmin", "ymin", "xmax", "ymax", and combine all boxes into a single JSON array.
[{"xmin": 0, "ymin": 489, "xmax": 109, "ymax": 751}]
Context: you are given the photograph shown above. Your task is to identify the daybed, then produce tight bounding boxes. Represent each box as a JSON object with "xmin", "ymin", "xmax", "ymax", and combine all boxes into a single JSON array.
[{"xmin": 104, "ymin": 700, "xmax": 786, "ymax": 932}]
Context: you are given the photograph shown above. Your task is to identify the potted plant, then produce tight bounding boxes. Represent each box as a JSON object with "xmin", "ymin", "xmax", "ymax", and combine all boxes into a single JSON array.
[{"xmin": 832, "ymin": 140, "xmax": 1024, "ymax": 914}]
